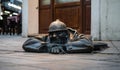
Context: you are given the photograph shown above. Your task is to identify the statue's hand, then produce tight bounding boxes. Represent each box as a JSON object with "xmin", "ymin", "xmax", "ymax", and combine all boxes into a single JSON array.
[
  {"xmin": 51, "ymin": 46, "xmax": 60, "ymax": 54},
  {"xmin": 49, "ymin": 45, "xmax": 66, "ymax": 54}
]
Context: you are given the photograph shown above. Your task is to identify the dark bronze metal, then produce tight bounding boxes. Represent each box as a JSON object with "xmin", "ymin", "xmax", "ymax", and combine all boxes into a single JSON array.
[{"xmin": 22, "ymin": 19, "xmax": 108, "ymax": 54}]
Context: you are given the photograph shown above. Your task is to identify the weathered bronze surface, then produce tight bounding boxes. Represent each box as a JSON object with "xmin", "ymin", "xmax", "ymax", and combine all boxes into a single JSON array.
[{"xmin": 22, "ymin": 19, "xmax": 108, "ymax": 54}]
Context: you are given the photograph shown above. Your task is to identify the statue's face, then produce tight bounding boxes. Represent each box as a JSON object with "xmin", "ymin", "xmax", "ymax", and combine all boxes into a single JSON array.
[{"xmin": 49, "ymin": 30, "xmax": 69, "ymax": 44}]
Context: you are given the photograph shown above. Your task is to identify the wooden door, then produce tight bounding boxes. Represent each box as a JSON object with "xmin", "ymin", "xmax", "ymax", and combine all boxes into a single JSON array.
[
  {"xmin": 82, "ymin": 0, "xmax": 91, "ymax": 34},
  {"xmin": 39, "ymin": 0, "xmax": 91, "ymax": 34},
  {"xmin": 53, "ymin": 0, "xmax": 82, "ymax": 33},
  {"xmin": 39, "ymin": 0, "xmax": 52, "ymax": 33}
]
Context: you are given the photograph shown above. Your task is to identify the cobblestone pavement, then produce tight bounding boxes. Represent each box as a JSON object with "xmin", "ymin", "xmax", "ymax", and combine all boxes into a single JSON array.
[{"xmin": 0, "ymin": 36, "xmax": 120, "ymax": 70}]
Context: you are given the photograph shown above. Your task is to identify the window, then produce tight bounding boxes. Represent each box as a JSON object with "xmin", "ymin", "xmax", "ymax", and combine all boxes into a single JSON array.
[
  {"xmin": 41, "ymin": 0, "xmax": 50, "ymax": 5},
  {"xmin": 55, "ymin": 0, "xmax": 80, "ymax": 4}
]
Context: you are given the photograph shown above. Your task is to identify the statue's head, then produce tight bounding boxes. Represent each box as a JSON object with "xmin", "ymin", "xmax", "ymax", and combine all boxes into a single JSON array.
[
  {"xmin": 48, "ymin": 19, "xmax": 69, "ymax": 44},
  {"xmin": 48, "ymin": 19, "xmax": 67, "ymax": 32}
]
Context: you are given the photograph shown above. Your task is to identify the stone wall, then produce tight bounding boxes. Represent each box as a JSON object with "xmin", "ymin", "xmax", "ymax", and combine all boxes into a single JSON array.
[{"xmin": 91, "ymin": 0, "xmax": 120, "ymax": 40}]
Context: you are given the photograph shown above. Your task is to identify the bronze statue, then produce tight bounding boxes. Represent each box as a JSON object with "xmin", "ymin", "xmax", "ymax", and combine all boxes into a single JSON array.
[{"xmin": 22, "ymin": 19, "xmax": 108, "ymax": 54}]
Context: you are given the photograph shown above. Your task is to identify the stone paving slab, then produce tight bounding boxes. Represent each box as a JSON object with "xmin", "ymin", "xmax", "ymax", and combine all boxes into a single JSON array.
[
  {"xmin": 100, "ymin": 41, "xmax": 120, "ymax": 54},
  {"xmin": 0, "ymin": 36, "xmax": 120, "ymax": 70},
  {"xmin": 0, "ymin": 35, "xmax": 28, "ymax": 51},
  {"xmin": 0, "ymin": 52, "xmax": 120, "ymax": 70}
]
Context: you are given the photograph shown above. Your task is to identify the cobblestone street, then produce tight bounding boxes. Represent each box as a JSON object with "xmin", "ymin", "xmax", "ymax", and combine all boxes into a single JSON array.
[{"xmin": 0, "ymin": 36, "xmax": 120, "ymax": 70}]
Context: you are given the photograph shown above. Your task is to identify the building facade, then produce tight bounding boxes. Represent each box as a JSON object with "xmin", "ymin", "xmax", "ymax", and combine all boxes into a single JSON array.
[{"xmin": 22, "ymin": 0, "xmax": 120, "ymax": 40}]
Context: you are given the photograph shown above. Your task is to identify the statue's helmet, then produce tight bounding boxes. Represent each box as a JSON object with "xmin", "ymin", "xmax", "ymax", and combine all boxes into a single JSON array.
[{"xmin": 48, "ymin": 19, "xmax": 67, "ymax": 32}]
